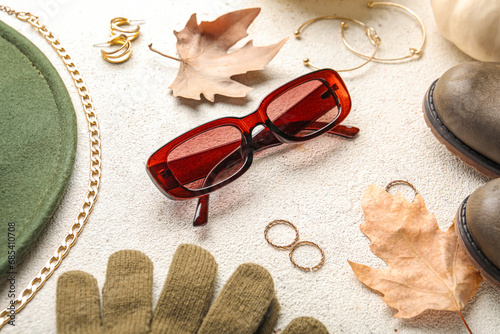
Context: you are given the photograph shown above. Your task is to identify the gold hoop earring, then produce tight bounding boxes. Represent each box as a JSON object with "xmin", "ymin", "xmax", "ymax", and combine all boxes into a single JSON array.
[
  {"xmin": 110, "ymin": 17, "xmax": 144, "ymax": 41},
  {"xmin": 94, "ymin": 34, "xmax": 132, "ymax": 64},
  {"xmin": 342, "ymin": 2, "xmax": 425, "ymax": 62},
  {"xmin": 295, "ymin": 16, "xmax": 381, "ymax": 72}
]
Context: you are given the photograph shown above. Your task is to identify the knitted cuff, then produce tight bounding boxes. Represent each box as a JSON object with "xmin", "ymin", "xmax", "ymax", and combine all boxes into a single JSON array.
[
  {"xmin": 56, "ymin": 271, "xmax": 102, "ymax": 334},
  {"xmin": 151, "ymin": 244, "xmax": 218, "ymax": 334},
  {"xmin": 198, "ymin": 263, "xmax": 275, "ymax": 334},
  {"xmin": 282, "ymin": 316, "xmax": 329, "ymax": 334},
  {"xmin": 102, "ymin": 250, "xmax": 153, "ymax": 334}
]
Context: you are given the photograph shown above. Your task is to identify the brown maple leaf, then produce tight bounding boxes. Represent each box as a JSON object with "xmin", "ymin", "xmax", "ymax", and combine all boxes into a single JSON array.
[
  {"xmin": 349, "ymin": 184, "xmax": 482, "ymax": 321},
  {"xmin": 149, "ymin": 8, "xmax": 287, "ymax": 102}
]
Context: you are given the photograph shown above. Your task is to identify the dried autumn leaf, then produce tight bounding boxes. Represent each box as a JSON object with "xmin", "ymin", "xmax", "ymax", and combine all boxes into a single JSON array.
[
  {"xmin": 349, "ymin": 184, "xmax": 482, "ymax": 319},
  {"xmin": 151, "ymin": 8, "xmax": 287, "ymax": 102}
]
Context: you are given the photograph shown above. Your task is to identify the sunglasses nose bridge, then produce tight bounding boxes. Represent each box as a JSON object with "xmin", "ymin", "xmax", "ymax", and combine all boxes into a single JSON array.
[{"xmin": 240, "ymin": 110, "xmax": 265, "ymax": 133}]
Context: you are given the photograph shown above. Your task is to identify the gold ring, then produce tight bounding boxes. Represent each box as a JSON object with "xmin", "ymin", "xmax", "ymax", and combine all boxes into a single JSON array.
[
  {"xmin": 264, "ymin": 220, "xmax": 299, "ymax": 250},
  {"xmin": 289, "ymin": 241, "xmax": 325, "ymax": 272},
  {"xmin": 385, "ymin": 180, "xmax": 418, "ymax": 201}
]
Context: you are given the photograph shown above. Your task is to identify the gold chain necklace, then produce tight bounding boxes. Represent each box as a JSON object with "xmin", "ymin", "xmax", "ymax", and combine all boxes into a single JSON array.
[{"xmin": 0, "ymin": 6, "xmax": 101, "ymax": 328}]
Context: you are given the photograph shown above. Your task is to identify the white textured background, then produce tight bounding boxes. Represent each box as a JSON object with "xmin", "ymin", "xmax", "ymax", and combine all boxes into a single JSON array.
[{"xmin": 1, "ymin": 0, "xmax": 499, "ymax": 333}]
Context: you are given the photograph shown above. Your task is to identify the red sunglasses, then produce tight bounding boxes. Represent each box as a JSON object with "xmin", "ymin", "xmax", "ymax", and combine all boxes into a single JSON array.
[{"xmin": 147, "ymin": 69, "xmax": 359, "ymax": 226}]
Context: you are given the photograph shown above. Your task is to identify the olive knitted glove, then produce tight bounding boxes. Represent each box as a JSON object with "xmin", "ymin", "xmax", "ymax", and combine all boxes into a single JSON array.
[
  {"xmin": 56, "ymin": 244, "xmax": 279, "ymax": 334},
  {"xmin": 282, "ymin": 317, "xmax": 329, "ymax": 334},
  {"xmin": 56, "ymin": 244, "xmax": 328, "ymax": 333}
]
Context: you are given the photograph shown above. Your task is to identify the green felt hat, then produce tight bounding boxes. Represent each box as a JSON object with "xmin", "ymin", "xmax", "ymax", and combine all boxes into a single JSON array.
[{"xmin": 0, "ymin": 20, "xmax": 77, "ymax": 276}]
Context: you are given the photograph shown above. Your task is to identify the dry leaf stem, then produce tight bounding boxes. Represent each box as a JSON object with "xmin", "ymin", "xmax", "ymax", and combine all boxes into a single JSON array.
[
  {"xmin": 458, "ymin": 310, "xmax": 473, "ymax": 334},
  {"xmin": 148, "ymin": 44, "xmax": 181, "ymax": 62}
]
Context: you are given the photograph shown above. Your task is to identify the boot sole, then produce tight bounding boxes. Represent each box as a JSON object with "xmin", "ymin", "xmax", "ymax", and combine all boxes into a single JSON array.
[
  {"xmin": 455, "ymin": 196, "xmax": 500, "ymax": 287},
  {"xmin": 423, "ymin": 79, "xmax": 500, "ymax": 178}
]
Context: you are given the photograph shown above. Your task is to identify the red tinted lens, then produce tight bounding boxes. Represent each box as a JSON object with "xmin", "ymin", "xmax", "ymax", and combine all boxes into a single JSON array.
[
  {"xmin": 167, "ymin": 125, "xmax": 246, "ymax": 190},
  {"xmin": 266, "ymin": 79, "xmax": 339, "ymax": 137}
]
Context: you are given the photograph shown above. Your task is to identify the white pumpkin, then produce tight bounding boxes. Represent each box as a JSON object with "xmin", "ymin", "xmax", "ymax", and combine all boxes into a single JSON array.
[{"xmin": 431, "ymin": 0, "xmax": 500, "ymax": 61}]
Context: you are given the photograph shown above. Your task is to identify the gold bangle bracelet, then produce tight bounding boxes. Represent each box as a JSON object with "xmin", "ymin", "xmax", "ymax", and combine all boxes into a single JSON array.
[{"xmin": 342, "ymin": 1, "xmax": 426, "ymax": 62}]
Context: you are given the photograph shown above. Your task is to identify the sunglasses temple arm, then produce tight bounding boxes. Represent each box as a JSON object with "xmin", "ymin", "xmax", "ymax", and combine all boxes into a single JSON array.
[
  {"xmin": 251, "ymin": 123, "xmax": 358, "ymax": 152},
  {"xmin": 193, "ymin": 195, "xmax": 209, "ymax": 226},
  {"xmin": 327, "ymin": 124, "xmax": 359, "ymax": 138},
  {"xmin": 193, "ymin": 148, "xmax": 245, "ymax": 226}
]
